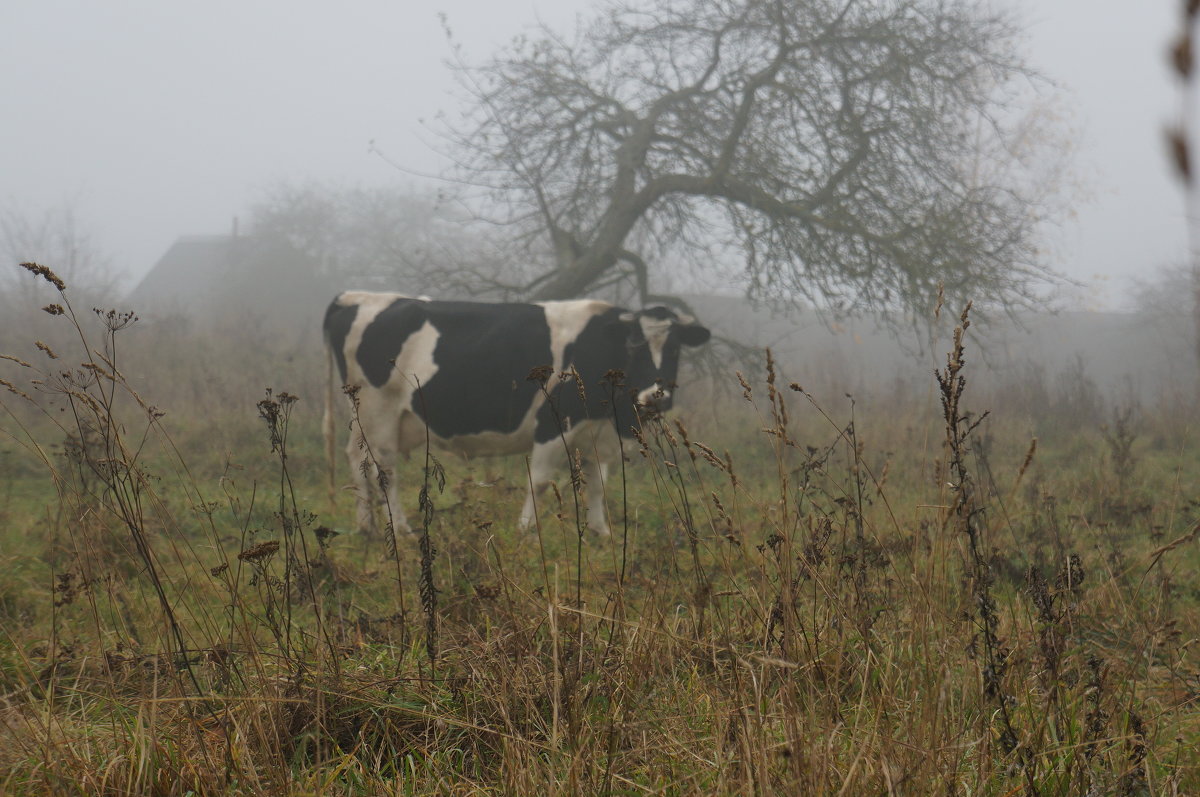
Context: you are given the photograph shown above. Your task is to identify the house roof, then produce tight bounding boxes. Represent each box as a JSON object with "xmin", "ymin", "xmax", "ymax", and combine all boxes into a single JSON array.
[
  {"xmin": 126, "ymin": 235, "xmax": 249, "ymax": 313},
  {"xmin": 126, "ymin": 233, "xmax": 333, "ymax": 330}
]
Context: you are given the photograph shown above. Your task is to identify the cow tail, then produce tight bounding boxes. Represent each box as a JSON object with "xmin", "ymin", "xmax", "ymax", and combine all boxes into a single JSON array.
[{"xmin": 323, "ymin": 328, "xmax": 338, "ymax": 512}]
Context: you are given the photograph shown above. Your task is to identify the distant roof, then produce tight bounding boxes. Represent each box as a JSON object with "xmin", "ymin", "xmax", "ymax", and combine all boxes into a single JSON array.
[
  {"xmin": 125, "ymin": 233, "xmax": 332, "ymax": 327},
  {"xmin": 126, "ymin": 235, "xmax": 249, "ymax": 312}
]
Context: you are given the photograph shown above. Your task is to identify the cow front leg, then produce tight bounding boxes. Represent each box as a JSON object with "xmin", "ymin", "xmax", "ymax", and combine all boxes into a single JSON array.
[
  {"xmin": 370, "ymin": 439, "xmax": 412, "ymax": 536},
  {"xmin": 583, "ymin": 458, "xmax": 611, "ymax": 537},
  {"xmin": 519, "ymin": 440, "xmax": 563, "ymax": 532},
  {"xmin": 346, "ymin": 426, "xmax": 411, "ymax": 537}
]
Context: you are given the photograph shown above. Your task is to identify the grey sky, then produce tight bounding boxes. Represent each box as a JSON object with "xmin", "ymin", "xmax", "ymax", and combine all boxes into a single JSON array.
[{"xmin": 2, "ymin": 0, "xmax": 1190, "ymax": 308}]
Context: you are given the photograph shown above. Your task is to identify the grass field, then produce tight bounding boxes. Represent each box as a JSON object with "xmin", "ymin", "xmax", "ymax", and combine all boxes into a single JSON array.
[{"xmin": 1, "ymin": 273, "xmax": 1198, "ymax": 794}]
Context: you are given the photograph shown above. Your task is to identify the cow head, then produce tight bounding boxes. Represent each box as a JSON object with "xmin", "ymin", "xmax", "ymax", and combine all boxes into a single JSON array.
[{"xmin": 613, "ymin": 306, "xmax": 710, "ymax": 419}]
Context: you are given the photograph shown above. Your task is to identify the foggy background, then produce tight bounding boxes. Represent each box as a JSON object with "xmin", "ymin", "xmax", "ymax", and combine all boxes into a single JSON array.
[{"xmin": 2, "ymin": 0, "xmax": 1191, "ymax": 303}]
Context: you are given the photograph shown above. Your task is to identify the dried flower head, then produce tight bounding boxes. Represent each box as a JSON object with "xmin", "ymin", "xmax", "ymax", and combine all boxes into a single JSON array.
[
  {"xmin": 43, "ymin": 304, "xmax": 65, "ymax": 316},
  {"xmin": 602, "ymin": 369, "xmax": 626, "ymax": 388},
  {"xmin": 238, "ymin": 540, "xmax": 280, "ymax": 562},
  {"xmin": 1168, "ymin": 126, "xmax": 1191, "ymax": 183},
  {"xmin": 736, "ymin": 371, "xmax": 752, "ymax": 400},
  {"xmin": 93, "ymin": 308, "xmax": 138, "ymax": 331},
  {"xmin": 527, "ymin": 364, "xmax": 554, "ymax": 385},
  {"xmin": 19, "ymin": 262, "xmax": 66, "ymax": 291},
  {"xmin": 0, "ymin": 379, "xmax": 32, "ymax": 400},
  {"xmin": 35, "ymin": 341, "xmax": 58, "ymax": 359}
]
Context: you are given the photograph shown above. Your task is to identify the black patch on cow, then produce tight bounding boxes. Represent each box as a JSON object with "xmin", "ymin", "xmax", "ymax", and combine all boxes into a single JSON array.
[
  {"xmin": 323, "ymin": 297, "xmax": 359, "ymax": 383},
  {"xmin": 358, "ymin": 300, "xmax": 557, "ymax": 438},
  {"xmin": 678, "ymin": 326, "xmax": 710, "ymax": 346},
  {"xmin": 421, "ymin": 302, "xmax": 556, "ymax": 436},
  {"xmin": 641, "ymin": 306, "xmax": 676, "ymax": 320},
  {"xmin": 535, "ymin": 308, "xmax": 642, "ymax": 442},
  {"xmin": 355, "ymin": 298, "xmax": 428, "ymax": 388}
]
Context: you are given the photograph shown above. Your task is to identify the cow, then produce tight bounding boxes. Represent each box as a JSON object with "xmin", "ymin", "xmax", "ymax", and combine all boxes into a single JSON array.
[{"xmin": 322, "ymin": 291, "xmax": 711, "ymax": 537}]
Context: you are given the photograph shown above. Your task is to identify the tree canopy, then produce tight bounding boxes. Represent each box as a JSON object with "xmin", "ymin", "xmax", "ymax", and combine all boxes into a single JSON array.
[
  {"xmin": 250, "ymin": 182, "xmax": 532, "ymax": 299},
  {"xmin": 446, "ymin": 0, "xmax": 1062, "ymax": 315}
]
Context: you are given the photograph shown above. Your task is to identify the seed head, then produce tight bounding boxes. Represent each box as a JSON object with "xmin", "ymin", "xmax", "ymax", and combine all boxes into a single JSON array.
[
  {"xmin": 527, "ymin": 364, "xmax": 554, "ymax": 385},
  {"xmin": 19, "ymin": 262, "xmax": 66, "ymax": 291},
  {"xmin": 0, "ymin": 379, "xmax": 32, "ymax": 400},
  {"xmin": 238, "ymin": 540, "xmax": 280, "ymax": 562}
]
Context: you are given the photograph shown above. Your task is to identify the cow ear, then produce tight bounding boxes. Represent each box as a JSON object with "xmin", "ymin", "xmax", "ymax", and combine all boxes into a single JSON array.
[{"xmin": 676, "ymin": 323, "xmax": 711, "ymax": 347}]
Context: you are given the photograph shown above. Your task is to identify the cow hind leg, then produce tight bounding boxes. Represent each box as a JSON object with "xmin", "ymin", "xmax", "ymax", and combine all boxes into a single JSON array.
[
  {"xmin": 345, "ymin": 429, "xmax": 380, "ymax": 536},
  {"xmin": 376, "ymin": 456, "xmax": 412, "ymax": 536},
  {"xmin": 371, "ymin": 442, "xmax": 411, "ymax": 536}
]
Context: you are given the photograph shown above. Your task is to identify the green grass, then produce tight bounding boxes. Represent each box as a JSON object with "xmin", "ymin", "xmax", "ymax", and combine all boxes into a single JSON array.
[{"xmin": 1, "ymin": 288, "xmax": 1199, "ymax": 794}]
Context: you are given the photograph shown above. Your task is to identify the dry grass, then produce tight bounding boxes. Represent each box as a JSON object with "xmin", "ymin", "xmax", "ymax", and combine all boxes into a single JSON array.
[{"xmin": 1, "ymin": 268, "xmax": 1198, "ymax": 795}]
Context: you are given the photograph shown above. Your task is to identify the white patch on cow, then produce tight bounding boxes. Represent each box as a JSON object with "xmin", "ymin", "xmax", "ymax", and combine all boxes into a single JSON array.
[
  {"xmin": 390, "ymin": 320, "xmax": 440, "ymax": 392},
  {"xmin": 520, "ymin": 419, "xmax": 616, "ymax": 535},
  {"xmin": 538, "ymin": 300, "xmax": 611, "ymax": 373},
  {"xmin": 637, "ymin": 384, "xmax": 670, "ymax": 406},
  {"xmin": 639, "ymin": 317, "xmax": 672, "ymax": 370},
  {"xmin": 336, "ymin": 289, "xmax": 411, "ymax": 310},
  {"xmin": 336, "ymin": 290, "xmax": 411, "ymax": 380}
]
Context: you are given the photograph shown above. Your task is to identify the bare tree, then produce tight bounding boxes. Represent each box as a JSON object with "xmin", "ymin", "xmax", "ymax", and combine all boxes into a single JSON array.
[
  {"xmin": 1167, "ymin": 2, "xmax": 1200, "ymax": 383},
  {"xmin": 1, "ymin": 202, "xmax": 121, "ymax": 356},
  {"xmin": 444, "ymin": 0, "xmax": 1062, "ymax": 316},
  {"xmin": 0, "ymin": 202, "xmax": 120, "ymax": 304},
  {"xmin": 251, "ymin": 182, "xmax": 533, "ymax": 299},
  {"xmin": 1129, "ymin": 262, "xmax": 1193, "ymax": 318}
]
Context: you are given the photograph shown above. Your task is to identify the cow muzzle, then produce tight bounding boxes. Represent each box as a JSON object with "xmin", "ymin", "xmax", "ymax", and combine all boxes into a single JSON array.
[{"xmin": 636, "ymin": 384, "xmax": 672, "ymax": 410}]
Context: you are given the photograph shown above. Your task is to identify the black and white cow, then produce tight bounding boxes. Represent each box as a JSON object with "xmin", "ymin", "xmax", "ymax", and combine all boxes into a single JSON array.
[{"xmin": 322, "ymin": 292, "xmax": 710, "ymax": 536}]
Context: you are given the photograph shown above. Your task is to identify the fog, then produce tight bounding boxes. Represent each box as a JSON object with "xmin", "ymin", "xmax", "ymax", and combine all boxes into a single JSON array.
[
  {"xmin": 2, "ymin": 0, "xmax": 1198, "ymax": 427},
  {"xmin": 1, "ymin": 0, "xmax": 1191, "ymax": 310}
]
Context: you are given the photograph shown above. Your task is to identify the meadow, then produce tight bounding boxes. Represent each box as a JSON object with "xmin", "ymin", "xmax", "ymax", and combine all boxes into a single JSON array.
[{"xmin": 1, "ymin": 268, "xmax": 1198, "ymax": 795}]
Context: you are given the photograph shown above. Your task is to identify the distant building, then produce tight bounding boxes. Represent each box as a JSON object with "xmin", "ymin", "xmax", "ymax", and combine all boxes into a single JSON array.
[
  {"xmin": 126, "ymin": 235, "xmax": 244, "ymax": 315},
  {"xmin": 126, "ymin": 233, "xmax": 333, "ymax": 335}
]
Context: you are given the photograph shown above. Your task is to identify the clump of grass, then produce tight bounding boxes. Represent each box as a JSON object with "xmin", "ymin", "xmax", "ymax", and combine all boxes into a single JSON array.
[
  {"xmin": 1, "ymin": 267, "xmax": 1198, "ymax": 794},
  {"xmin": 1100, "ymin": 401, "xmax": 1140, "ymax": 496}
]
